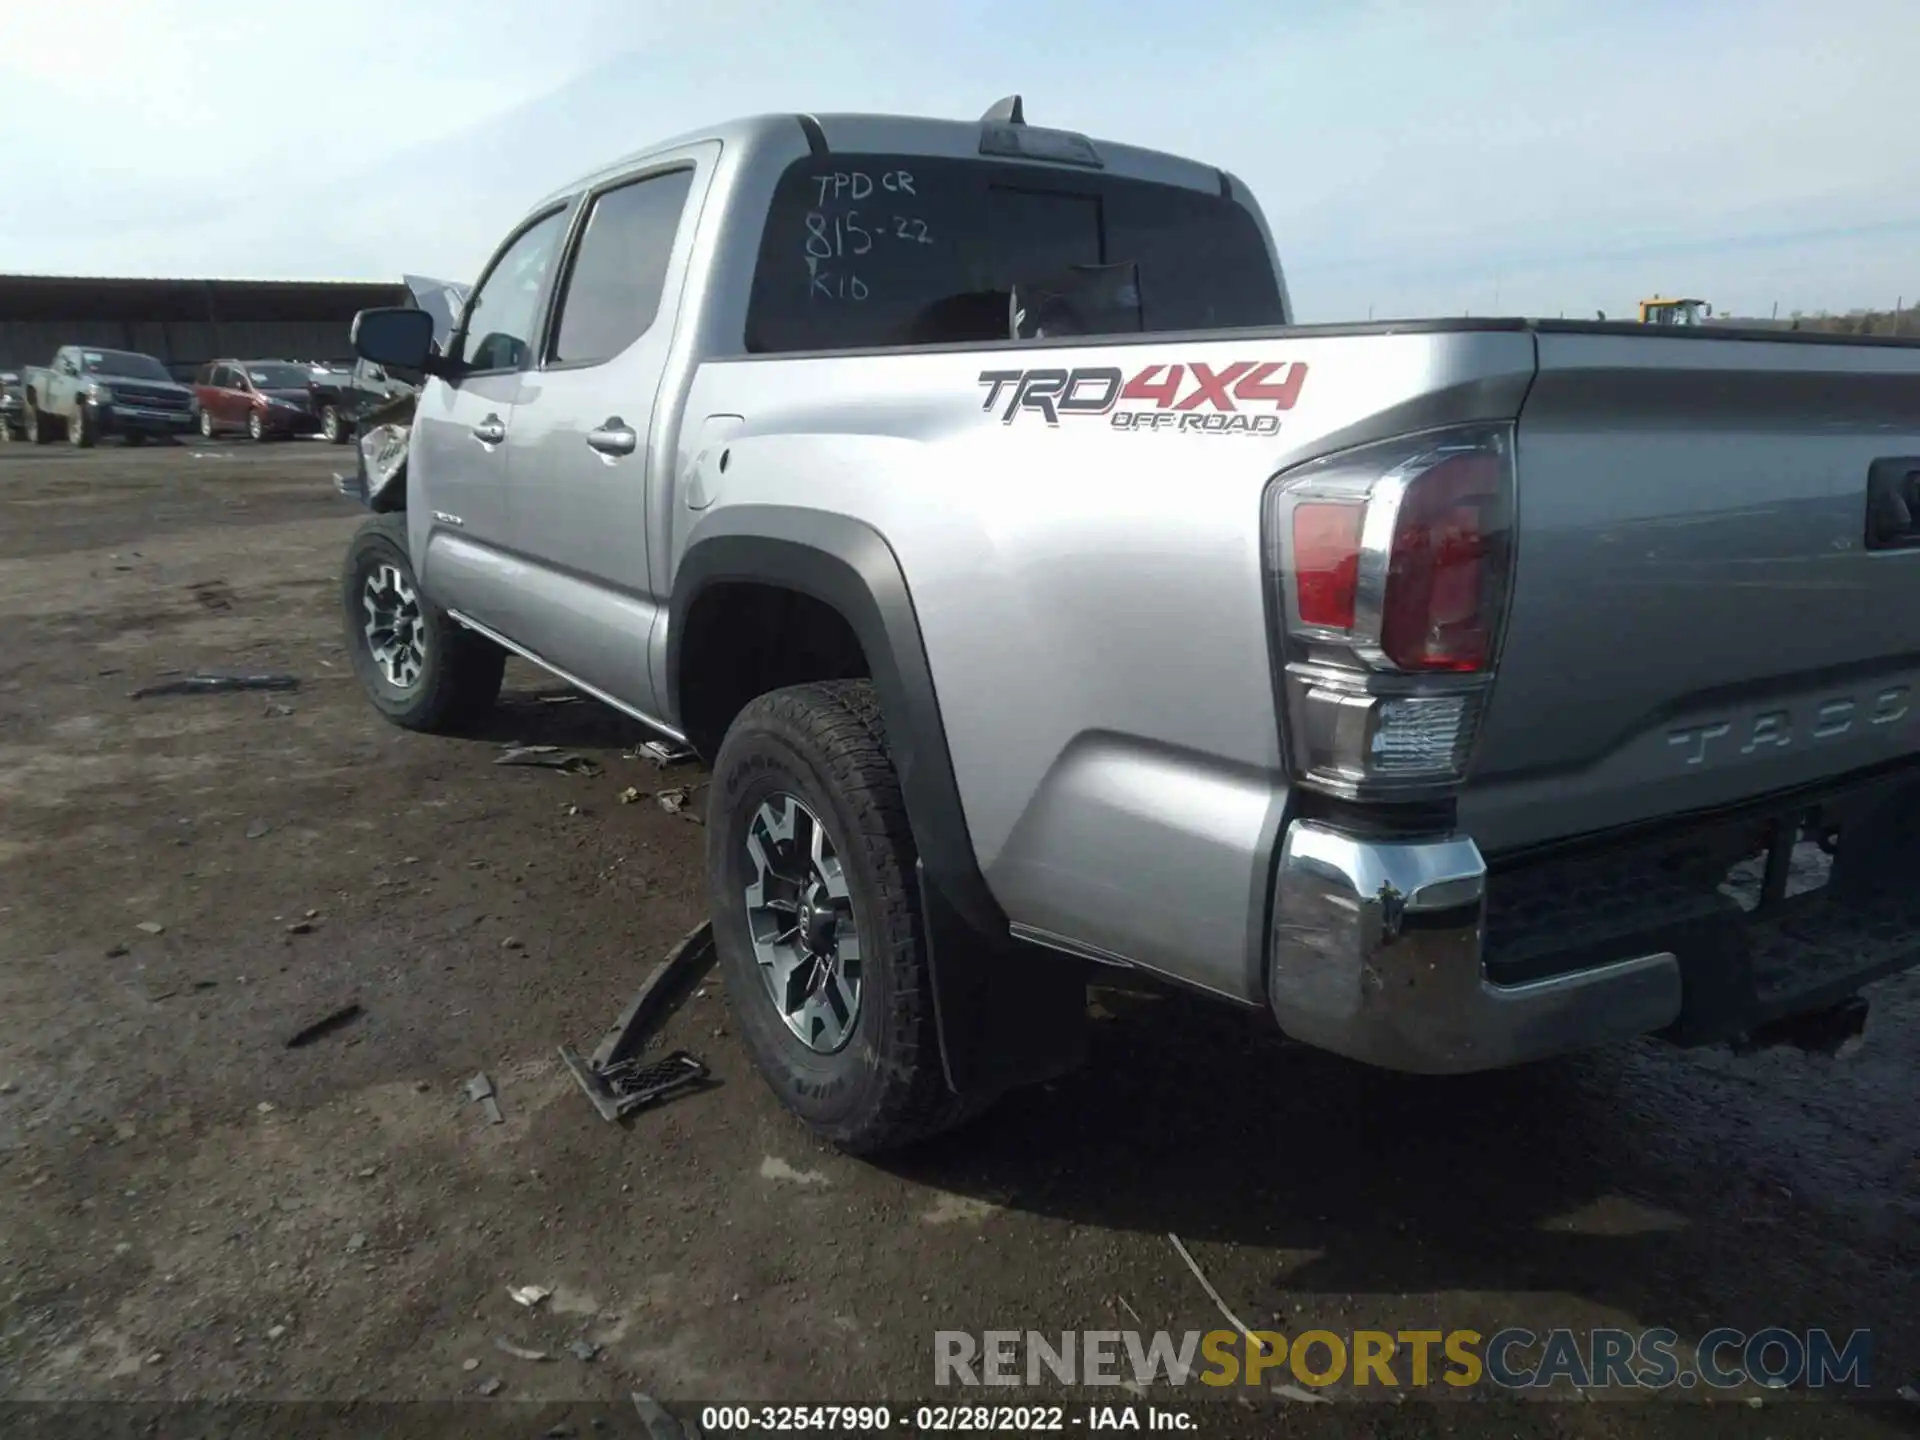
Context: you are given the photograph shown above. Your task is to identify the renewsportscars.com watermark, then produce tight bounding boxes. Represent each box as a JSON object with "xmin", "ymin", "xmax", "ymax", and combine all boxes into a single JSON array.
[{"xmin": 934, "ymin": 1328, "xmax": 1874, "ymax": 1394}]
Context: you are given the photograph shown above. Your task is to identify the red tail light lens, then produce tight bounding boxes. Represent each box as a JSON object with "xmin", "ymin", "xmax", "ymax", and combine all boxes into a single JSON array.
[
  {"xmin": 1380, "ymin": 452, "xmax": 1507, "ymax": 672},
  {"xmin": 1291, "ymin": 501, "xmax": 1364, "ymax": 630}
]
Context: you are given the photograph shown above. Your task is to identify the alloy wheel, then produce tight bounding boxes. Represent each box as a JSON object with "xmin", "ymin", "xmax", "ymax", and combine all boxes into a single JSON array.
[
  {"xmin": 743, "ymin": 793, "xmax": 863, "ymax": 1054},
  {"xmin": 361, "ymin": 561, "xmax": 427, "ymax": 689}
]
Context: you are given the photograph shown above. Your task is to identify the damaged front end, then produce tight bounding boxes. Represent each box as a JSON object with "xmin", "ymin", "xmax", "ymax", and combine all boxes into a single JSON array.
[
  {"xmin": 334, "ymin": 389, "xmax": 417, "ymax": 511},
  {"xmin": 332, "ymin": 273, "xmax": 467, "ymax": 511}
]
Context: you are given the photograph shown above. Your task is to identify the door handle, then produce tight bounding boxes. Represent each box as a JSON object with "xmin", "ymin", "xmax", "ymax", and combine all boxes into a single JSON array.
[
  {"xmin": 471, "ymin": 415, "xmax": 506, "ymax": 446},
  {"xmin": 587, "ymin": 417, "xmax": 638, "ymax": 457}
]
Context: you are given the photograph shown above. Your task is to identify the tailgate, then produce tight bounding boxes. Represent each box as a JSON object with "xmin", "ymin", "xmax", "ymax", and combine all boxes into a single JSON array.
[{"xmin": 1460, "ymin": 330, "xmax": 1920, "ymax": 855}]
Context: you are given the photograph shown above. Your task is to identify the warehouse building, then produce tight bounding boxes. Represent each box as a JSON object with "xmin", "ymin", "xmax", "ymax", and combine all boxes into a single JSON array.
[{"xmin": 0, "ymin": 274, "xmax": 412, "ymax": 382}]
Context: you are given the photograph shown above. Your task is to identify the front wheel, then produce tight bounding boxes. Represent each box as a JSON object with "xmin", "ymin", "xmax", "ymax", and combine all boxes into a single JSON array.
[
  {"xmin": 709, "ymin": 680, "xmax": 980, "ymax": 1155},
  {"xmin": 68, "ymin": 405, "xmax": 95, "ymax": 448},
  {"xmin": 198, "ymin": 409, "xmax": 215, "ymax": 439},
  {"xmin": 247, "ymin": 410, "xmax": 266, "ymax": 442},
  {"xmin": 341, "ymin": 514, "xmax": 505, "ymax": 732}
]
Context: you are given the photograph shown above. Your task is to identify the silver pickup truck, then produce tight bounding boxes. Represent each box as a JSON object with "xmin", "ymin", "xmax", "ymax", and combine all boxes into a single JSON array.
[{"xmin": 341, "ymin": 98, "xmax": 1920, "ymax": 1154}]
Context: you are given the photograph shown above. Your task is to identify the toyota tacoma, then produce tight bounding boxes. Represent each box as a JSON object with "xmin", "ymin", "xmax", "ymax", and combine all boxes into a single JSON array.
[{"xmin": 336, "ymin": 98, "xmax": 1920, "ymax": 1153}]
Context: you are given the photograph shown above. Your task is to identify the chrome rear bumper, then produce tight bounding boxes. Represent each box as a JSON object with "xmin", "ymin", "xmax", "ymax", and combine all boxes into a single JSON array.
[{"xmin": 1267, "ymin": 819, "xmax": 1683, "ymax": 1072}]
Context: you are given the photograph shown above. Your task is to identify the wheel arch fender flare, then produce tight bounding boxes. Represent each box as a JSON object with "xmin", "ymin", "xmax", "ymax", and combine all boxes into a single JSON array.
[{"xmin": 668, "ymin": 505, "xmax": 1002, "ymax": 941}]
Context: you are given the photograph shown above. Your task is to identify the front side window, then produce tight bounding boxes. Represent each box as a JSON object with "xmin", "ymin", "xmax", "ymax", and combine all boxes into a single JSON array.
[
  {"xmin": 548, "ymin": 167, "xmax": 695, "ymax": 367},
  {"xmin": 460, "ymin": 208, "xmax": 569, "ymax": 373},
  {"xmin": 744, "ymin": 153, "xmax": 1284, "ymax": 354}
]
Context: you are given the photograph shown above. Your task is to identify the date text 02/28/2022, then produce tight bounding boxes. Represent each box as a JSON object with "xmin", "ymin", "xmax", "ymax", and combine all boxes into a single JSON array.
[{"xmin": 699, "ymin": 1403, "xmax": 1196, "ymax": 1431}]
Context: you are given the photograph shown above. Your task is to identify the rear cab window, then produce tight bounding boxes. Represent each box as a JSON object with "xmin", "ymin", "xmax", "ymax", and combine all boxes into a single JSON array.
[{"xmin": 744, "ymin": 153, "xmax": 1284, "ymax": 354}]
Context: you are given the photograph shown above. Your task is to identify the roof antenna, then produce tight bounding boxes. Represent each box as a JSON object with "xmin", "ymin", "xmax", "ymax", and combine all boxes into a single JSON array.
[{"xmin": 980, "ymin": 95, "xmax": 1025, "ymax": 125}]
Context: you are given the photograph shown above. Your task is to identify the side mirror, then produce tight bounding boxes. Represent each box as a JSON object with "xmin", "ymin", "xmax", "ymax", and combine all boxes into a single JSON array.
[{"xmin": 350, "ymin": 308, "xmax": 442, "ymax": 374}]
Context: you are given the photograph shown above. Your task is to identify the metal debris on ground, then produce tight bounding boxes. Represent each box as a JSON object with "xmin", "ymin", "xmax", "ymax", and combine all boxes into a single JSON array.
[
  {"xmin": 188, "ymin": 580, "xmax": 235, "ymax": 612},
  {"xmin": 1272, "ymin": 1384, "xmax": 1330, "ymax": 1404},
  {"xmin": 495, "ymin": 744, "xmax": 602, "ymax": 776},
  {"xmin": 536, "ymin": 692, "xmax": 581, "ymax": 705},
  {"xmin": 477, "ymin": 1377, "xmax": 503, "ymax": 1397},
  {"xmin": 245, "ymin": 819, "xmax": 271, "ymax": 839},
  {"xmin": 655, "ymin": 783, "xmax": 708, "ymax": 820},
  {"xmin": 617, "ymin": 786, "xmax": 643, "ymax": 804},
  {"xmin": 1168, "ymin": 1232, "xmax": 1272, "ymax": 1358},
  {"xmin": 284, "ymin": 1002, "xmax": 363, "ymax": 1049},
  {"xmin": 507, "ymin": 1284, "xmax": 552, "ymax": 1308},
  {"xmin": 468, "ymin": 1073, "xmax": 505, "ymax": 1125},
  {"xmin": 135, "ymin": 921, "xmax": 165, "ymax": 936},
  {"xmin": 561, "ymin": 922, "xmax": 717, "ymax": 1122},
  {"xmin": 632, "ymin": 1392, "xmax": 690, "ymax": 1440},
  {"xmin": 494, "ymin": 1337, "xmax": 552, "ymax": 1362},
  {"xmin": 130, "ymin": 673, "xmax": 299, "ymax": 699},
  {"xmin": 566, "ymin": 1339, "xmax": 602, "ymax": 1363},
  {"xmin": 634, "ymin": 739, "xmax": 697, "ymax": 767}
]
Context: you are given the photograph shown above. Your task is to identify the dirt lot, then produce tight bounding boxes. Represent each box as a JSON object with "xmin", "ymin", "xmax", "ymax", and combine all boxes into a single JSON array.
[{"xmin": 1, "ymin": 440, "xmax": 1917, "ymax": 1437}]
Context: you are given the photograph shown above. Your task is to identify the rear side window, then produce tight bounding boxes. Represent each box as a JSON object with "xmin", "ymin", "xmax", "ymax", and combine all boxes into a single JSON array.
[
  {"xmin": 744, "ymin": 154, "xmax": 1284, "ymax": 354},
  {"xmin": 548, "ymin": 167, "xmax": 695, "ymax": 367}
]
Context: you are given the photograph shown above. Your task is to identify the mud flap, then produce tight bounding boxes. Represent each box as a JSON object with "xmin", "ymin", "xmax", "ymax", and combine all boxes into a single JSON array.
[{"xmin": 917, "ymin": 859, "xmax": 1089, "ymax": 1101}]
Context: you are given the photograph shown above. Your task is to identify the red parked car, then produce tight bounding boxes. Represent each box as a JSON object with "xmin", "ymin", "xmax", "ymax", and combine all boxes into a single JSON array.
[{"xmin": 192, "ymin": 359, "xmax": 321, "ymax": 441}]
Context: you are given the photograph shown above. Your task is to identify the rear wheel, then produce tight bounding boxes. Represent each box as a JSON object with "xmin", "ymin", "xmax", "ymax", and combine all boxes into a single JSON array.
[
  {"xmin": 25, "ymin": 406, "xmax": 53, "ymax": 444},
  {"xmin": 341, "ymin": 513, "xmax": 504, "ymax": 732},
  {"xmin": 709, "ymin": 680, "xmax": 982, "ymax": 1154},
  {"xmin": 321, "ymin": 405, "xmax": 346, "ymax": 444}
]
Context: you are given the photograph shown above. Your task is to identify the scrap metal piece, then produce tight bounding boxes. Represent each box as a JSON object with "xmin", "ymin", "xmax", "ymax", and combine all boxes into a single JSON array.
[
  {"xmin": 562, "ymin": 922, "xmax": 717, "ymax": 1121},
  {"xmin": 636, "ymin": 739, "xmax": 697, "ymax": 767},
  {"xmin": 496, "ymin": 745, "xmax": 601, "ymax": 776},
  {"xmin": 130, "ymin": 673, "xmax": 300, "ymax": 699},
  {"xmin": 467, "ymin": 1072, "xmax": 505, "ymax": 1124},
  {"xmin": 562, "ymin": 1047, "xmax": 709, "ymax": 1123},
  {"xmin": 284, "ymin": 1002, "xmax": 363, "ymax": 1049},
  {"xmin": 632, "ymin": 1392, "xmax": 690, "ymax": 1440}
]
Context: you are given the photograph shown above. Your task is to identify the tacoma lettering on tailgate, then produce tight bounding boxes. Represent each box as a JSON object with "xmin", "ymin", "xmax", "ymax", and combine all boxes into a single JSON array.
[
  {"xmin": 1667, "ymin": 684, "xmax": 1913, "ymax": 766},
  {"xmin": 978, "ymin": 360, "xmax": 1308, "ymax": 434}
]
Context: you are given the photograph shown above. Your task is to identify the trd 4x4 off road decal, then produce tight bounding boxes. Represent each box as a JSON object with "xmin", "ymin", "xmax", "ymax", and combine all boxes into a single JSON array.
[{"xmin": 977, "ymin": 360, "xmax": 1308, "ymax": 435}]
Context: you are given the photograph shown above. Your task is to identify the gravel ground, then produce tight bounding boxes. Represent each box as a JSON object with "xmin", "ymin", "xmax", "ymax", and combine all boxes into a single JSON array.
[{"xmin": 1, "ymin": 439, "xmax": 1916, "ymax": 1439}]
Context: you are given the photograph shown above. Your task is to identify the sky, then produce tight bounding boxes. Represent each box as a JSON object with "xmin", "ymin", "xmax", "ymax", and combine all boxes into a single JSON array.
[{"xmin": 1, "ymin": 0, "xmax": 1916, "ymax": 323}]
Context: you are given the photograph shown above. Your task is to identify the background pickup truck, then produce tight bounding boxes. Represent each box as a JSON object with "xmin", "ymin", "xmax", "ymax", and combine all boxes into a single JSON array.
[
  {"xmin": 20, "ymin": 345, "xmax": 197, "ymax": 446},
  {"xmin": 340, "ymin": 98, "xmax": 1920, "ymax": 1155}
]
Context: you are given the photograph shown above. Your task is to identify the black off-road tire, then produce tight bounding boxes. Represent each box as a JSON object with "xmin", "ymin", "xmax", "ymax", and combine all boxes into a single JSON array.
[
  {"xmin": 68, "ymin": 404, "xmax": 95, "ymax": 448},
  {"xmin": 709, "ymin": 680, "xmax": 984, "ymax": 1155},
  {"xmin": 341, "ymin": 513, "xmax": 505, "ymax": 732},
  {"xmin": 322, "ymin": 405, "xmax": 347, "ymax": 444}
]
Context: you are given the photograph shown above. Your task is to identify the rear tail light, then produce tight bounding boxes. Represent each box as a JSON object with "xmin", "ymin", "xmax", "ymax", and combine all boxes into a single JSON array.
[{"xmin": 1264, "ymin": 426, "xmax": 1514, "ymax": 800}]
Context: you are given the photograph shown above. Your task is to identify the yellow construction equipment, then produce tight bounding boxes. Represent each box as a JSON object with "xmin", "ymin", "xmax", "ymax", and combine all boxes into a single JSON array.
[{"xmin": 1638, "ymin": 296, "xmax": 1714, "ymax": 326}]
